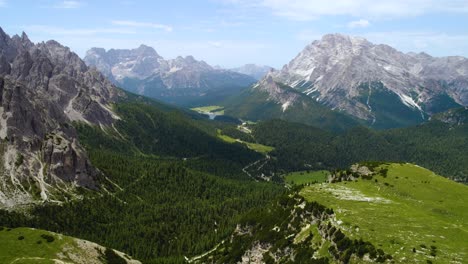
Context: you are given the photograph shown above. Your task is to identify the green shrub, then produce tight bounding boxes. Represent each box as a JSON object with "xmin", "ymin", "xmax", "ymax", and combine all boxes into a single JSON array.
[
  {"xmin": 103, "ymin": 248, "xmax": 127, "ymax": 264},
  {"xmin": 40, "ymin": 234, "xmax": 55, "ymax": 243}
]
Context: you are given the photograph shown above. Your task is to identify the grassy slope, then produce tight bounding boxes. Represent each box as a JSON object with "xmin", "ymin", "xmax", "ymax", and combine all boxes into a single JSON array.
[
  {"xmin": 0, "ymin": 227, "xmax": 71, "ymax": 264},
  {"xmin": 191, "ymin": 105, "xmax": 225, "ymax": 115},
  {"xmin": 216, "ymin": 129, "xmax": 274, "ymax": 154},
  {"xmin": 284, "ymin": 170, "xmax": 329, "ymax": 185},
  {"xmin": 300, "ymin": 163, "xmax": 468, "ymax": 263},
  {"xmin": 0, "ymin": 227, "xmax": 137, "ymax": 264}
]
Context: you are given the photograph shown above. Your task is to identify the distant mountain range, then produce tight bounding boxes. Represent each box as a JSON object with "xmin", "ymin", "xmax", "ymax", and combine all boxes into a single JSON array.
[
  {"xmin": 230, "ymin": 64, "xmax": 274, "ymax": 80},
  {"xmin": 84, "ymin": 45, "xmax": 256, "ymax": 106},
  {"xmin": 239, "ymin": 34, "xmax": 468, "ymax": 128},
  {"xmin": 83, "ymin": 35, "xmax": 468, "ymax": 129}
]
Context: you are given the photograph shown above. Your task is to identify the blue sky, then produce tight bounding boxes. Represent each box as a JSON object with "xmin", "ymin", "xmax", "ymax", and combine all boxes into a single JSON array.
[{"xmin": 1, "ymin": 0, "xmax": 468, "ymax": 68}]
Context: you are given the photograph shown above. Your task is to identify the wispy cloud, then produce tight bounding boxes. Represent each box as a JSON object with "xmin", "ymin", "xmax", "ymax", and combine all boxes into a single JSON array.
[
  {"xmin": 53, "ymin": 0, "xmax": 82, "ymax": 9},
  {"xmin": 226, "ymin": 0, "xmax": 468, "ymax": 20},
  {"xmin": 348, "ymin": 19, "xmax": 370, "ymax": 28},
  {"xmin": 23, "ymin": 25, "xmax": 136, "ymax": 36},
  {"xmin": 0, "ymin": 0, "xmax": 6, "ymax": 7},
  {"xmin": 111, "ymin": 20, "xmax": 173, "ymax": 32}
]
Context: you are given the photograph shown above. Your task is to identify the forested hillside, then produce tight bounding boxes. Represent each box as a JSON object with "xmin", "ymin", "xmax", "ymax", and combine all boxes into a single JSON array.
[
  {"xmin": 222, "ymin": 84, "xmax": 361, "ymax": 133},
  {"xmin": 249, "ymin": 115, "xmax": 468, "ymax": 182},
  {"xmin": 0, "ymin": 99, "xmax": 284, "ymax": 263}
]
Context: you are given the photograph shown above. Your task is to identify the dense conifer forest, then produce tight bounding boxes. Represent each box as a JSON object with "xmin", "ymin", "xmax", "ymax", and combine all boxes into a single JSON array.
[{"xmin": 251, "ymin": 118, "xmax": 468, "ymax": 182}]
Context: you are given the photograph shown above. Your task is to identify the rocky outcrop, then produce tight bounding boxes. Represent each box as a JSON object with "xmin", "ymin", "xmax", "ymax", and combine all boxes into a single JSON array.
[{"xmin": 0, "ymin": 27, "xmax": 122, "ymax": 208}]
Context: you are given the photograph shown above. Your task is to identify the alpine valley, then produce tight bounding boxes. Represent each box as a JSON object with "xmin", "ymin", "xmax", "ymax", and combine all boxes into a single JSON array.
[{"xmin": 0, "ymin": 24, "xmax": 467, "ymax": 264}]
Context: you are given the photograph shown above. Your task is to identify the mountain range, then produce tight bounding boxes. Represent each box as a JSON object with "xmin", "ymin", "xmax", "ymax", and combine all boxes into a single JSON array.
[
  {"xmin": 84, "ymin": 45, "xmax": 256, "ymax": 106},
  {"xmin": 84, "ymin": 35, "xmax": 468, "ymax": 129},
  {"xmin": 246, "ymin": 34, "xmax": 467, "ymax": 128}
]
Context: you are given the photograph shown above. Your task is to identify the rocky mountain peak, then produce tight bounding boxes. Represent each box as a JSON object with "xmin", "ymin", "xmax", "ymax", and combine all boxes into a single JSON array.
[
  {"xmin": 84, "ymin": 45, "xmax": 255, "ymax": 103},
  {"xmin": 257, "ymin": 34, "xmax": 468, "ymax": 127},
  {"xmin": 320, "ymin": 33, "xmax": 368, "ymax": 45},
  {"xmin": 0, "ymin": 27, "xmax": 121, "ymax": 208},
  {"xmin": 184, "ymin": 55, "xmax": 196, "ymax": 62},
  {"xmin": 135, "ymin": 44, "xmax": 160, "ymax": 57}
]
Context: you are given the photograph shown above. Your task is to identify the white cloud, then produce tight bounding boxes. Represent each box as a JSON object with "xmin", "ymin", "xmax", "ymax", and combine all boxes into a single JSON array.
[
  {"xmin": 347, "ymin": 19, "xmax": 370, "ymax": 28},
  {"xmin": 23, "ymin": 25, "xmax": 136, "ymax": 36},
  {"xmin": 111, "ymin": 20, "xmax": 173, "ymax": 32},
  {"xmin": 226, "ymin": 0, "xmax": 468, "ymax": 20},
  {"xmin": 54, "ymin": 0, "xmax": 82, "ymax": 9}
]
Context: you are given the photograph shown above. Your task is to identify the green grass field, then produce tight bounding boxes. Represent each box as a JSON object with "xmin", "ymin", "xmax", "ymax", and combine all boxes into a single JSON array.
[
  {"xmin": 0, "ymin": 227, "xmax": 137, "ymax": 263},
  {"xmin": 300, "ymin": 163, "xmax": 468, "ymax": 263},
  {"xmin": 216, "ymin": 130, "xmax": 274, "ymax": 154},
  {"xmin": 191, "ymin": 105, "xmax": 225, "ymax": 115},
  {"xmin": 0, "ymin": 227, "xmax": 73, "ymax": 263},
  {"xmin": 284, "ymin": 170, "xmax": 329, "ymax": 185}
]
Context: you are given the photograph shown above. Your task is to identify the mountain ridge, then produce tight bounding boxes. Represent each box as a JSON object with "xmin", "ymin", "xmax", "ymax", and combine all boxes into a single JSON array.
[
  {"xmin": 84, "ymin": 45, "xmax": 256, "ymax": 106},
  {"xmin": 230, "ymin": 64, "xmax": 274, "ymax": 80},
  {"xmin": 253, "ymin": 33, "xmax": 467, "ymax": 128}
]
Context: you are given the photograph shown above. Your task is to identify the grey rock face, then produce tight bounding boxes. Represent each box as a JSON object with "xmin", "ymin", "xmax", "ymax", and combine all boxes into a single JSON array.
[
  {"xmin": 263, "ymin": 34, "xmax": 468, "ymax": 123},
  {"xmin": 253, "ymin": 74, "xmax": 301, "ymax": 111},
  {"xmin": 84, "ymin": 46, "xmax": 256, "ymax": 101},
  {"xmin": 0, "ymin": 27, "xmax": 121, "ymax": 208}
]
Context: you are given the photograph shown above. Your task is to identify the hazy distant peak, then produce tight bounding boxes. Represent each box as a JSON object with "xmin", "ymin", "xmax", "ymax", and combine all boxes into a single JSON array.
[{"xmin": 230, "ymin": 63, "xmax": 274, "ymax": 80}]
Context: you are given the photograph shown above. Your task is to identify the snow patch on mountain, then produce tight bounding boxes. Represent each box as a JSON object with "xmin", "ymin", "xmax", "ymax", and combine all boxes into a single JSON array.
[
  {"xmin": 398, "ymin": 93, "xmax": 422, "ymax": 111},
  {"xmin": 282, "ymin": 101, "xmax": 292, "ymax": 112}
]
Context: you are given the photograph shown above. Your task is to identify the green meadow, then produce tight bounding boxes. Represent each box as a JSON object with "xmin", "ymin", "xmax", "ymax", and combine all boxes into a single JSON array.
[
  {"xmin": 285, "ymin": 170, "xmax": 330, "ymax": 185},
  {"xmin": 216, "ymin": 129, "xmax": 274, "ymax": 154},
  {"xmin": 300, "ymin": 163, "xmax": 468, "ymax": 263}
]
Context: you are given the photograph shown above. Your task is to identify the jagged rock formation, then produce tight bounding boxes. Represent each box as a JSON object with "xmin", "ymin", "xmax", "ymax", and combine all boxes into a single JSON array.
[
  {"xmin": 230, "ymin": 64, "xmax": 274, "ymax": 80},
  {"xmin": 0, "ymin": 27, "xmax": 122, "ymax": 208},
  {"xmin": 256, "ymin": 34, "xmax": 468, "ymax": 128},
  {"xmin": 84, "ymin": 45, "xmax": 256, "ymax": 105}
]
